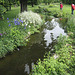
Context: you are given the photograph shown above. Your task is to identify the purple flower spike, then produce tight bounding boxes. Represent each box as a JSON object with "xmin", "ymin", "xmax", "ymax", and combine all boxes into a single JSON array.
[
  {"xmin": 0, "ymin": 33, "xmax": 2, "ymax": 36},
  {"xmin": 7, "ymin": 18, "xmax": 9, "ymax": 20}
]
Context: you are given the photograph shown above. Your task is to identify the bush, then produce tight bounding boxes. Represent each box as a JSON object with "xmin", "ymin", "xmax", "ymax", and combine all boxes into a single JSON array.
[
  {"xmin": 31, "ymin": 57, "xmax": 69, "ymax": 75},
  {"xmin": 18, "ymin": 11, "xmax": 42, "ymax": 27}
]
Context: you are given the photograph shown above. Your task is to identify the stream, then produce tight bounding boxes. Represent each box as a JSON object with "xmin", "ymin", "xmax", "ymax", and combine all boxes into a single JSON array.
[{"xmin": 0, "ymin": 18, "xmax": 67, "ymax": 75}]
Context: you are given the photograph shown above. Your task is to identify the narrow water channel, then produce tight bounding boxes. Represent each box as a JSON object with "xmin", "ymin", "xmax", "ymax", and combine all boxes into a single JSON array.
[{"xmin": 0, "ymin": 18, "xmax": 66, "ymax": 75}]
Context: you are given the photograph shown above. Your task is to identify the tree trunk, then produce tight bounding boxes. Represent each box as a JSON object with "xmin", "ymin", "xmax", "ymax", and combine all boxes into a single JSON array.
[
  {"xmin": 31, "ymin": 0, "xmax": 34, "ymax": 7},
  {"xmin": 20, "ymin": 0, "xmax": 27, "ymax": 13}
]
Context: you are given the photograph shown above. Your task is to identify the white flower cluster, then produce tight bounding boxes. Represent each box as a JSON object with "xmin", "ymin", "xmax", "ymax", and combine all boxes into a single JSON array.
[{"xmin": 18, "ymin": 11, "xmax": 42, "ymax": 26}]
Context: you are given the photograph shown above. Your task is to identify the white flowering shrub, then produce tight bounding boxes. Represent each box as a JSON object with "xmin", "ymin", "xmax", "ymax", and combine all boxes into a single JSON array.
[{"xmin": 18, "ymin": 11, "xmax": 42, "ymax": 26}]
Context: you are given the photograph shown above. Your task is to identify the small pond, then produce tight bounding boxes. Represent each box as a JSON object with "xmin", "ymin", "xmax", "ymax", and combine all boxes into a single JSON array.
[{"xmin": 0, "ymin": 18, "xmax": 67, "ymax": 75}]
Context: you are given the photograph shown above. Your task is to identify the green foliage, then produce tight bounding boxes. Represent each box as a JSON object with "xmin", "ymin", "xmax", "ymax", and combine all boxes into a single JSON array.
[
  {"xmin": 61, "ymin": 0, "xmax": 75, "ymax": 4},
  {"xmin": 31, "ymin": 57, "xmax": 69, "ymax": 75},
  {"xmin": 0, "ymin": 5, "xmax": 6, "ymax": 19},
  {"xmin": 0, "ymin": 11, "xmax": 42, "ymax": 58},
  {"xmin": 54, "ymin": 34, "xmax": 72, "ymax": 50},
  {"xmin": 49, "ymin": 4, "xmax": 58, "ymax": 8},
  {"xmin": 0, "ymin": 5, "xmax": 6, "ymax": 13},
  {"xmin": 43, "ymin": 0, "xmax": 55, "ymax": 5},
  {"xmin": 48, "ymin": 10, "xmax": 69, "ymax": 18},
  {"xmin": 30, "ymin": 12, "xmax": 75, "ymax": 74},
  {"xmin": 66, "ymin": 16, "xmax": 75, "ymax": 32},
  {"xmin": 31, "ymin": 35, "xmax": 75, "ymax": 75},
  {"xmin": 49, "ymin": 4, "xmax": 54, "ymax": 7},
  {"xmin": 35, "ymin": 6, "xmax": 44, "ymax": 13},
  {"xmin": 28, "ymin": 0, "xmax": 43, "ymax": 5}
]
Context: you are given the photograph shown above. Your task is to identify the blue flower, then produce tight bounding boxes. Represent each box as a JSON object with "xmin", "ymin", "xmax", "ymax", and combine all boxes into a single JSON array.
[
  {"xmin": 15, "ymin": 23, "xmax": 17, "ymax": 25},
  {"xmin": 11, "ymin": 21, "xmax": 13, "ymax": 22},
  {"xmin": 8, "ymin": 21, "xmax": 10, "ymax": 23},
  {"xmin": 17, "ymin": 22, "xmax": 20, "ymax": 25},
  {"xmin": 24, "ymin": 25, "xmax": 26, "ymax": 29},
  {"xmin": 14, "ymin": 20, "xmax": 20, "ymax": 25},
  {"xmin": 24, "ymin": 27, "xmax": 26, "ymax": 29},
  {"xmin": 14, "ymin": 20, "xmax": 17, "ymax": 25},
  {"xmin": 17, "ymin": 18, "xmax": 19, "ymax": 20},
  {"xmin": 7, "ymin": 18, "xmax": 9, "ymax": 20},
  {"xmin": 14, "ymin": 18, "xmax": 15, "ymax": 20},
  {"xmin": 20, "ymin": 20, "xmax": 23, "ymax": 23},
  {"xmin": 9, "ymin": 24, "xmax": 11, "ymax": 26}
]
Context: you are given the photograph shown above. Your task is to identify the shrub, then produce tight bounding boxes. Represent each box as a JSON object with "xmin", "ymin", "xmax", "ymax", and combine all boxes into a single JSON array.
[
  {"xmin": 31, "ymin": 54, "xmax": 69, "ymax": 75},
  {"xmin": 18, "ymin": 11, "xmax": 42, "ymax": 27}
]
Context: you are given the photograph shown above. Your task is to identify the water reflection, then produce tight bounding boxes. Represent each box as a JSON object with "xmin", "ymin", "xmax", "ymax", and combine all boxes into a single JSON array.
[
  {"xmin": 24, "ymin": 62, "xmax": 34, "ymax": 74},
  {"xmin": 24, "ymin": 64, "xmax": 30, "ymax": 74},
  {"xmin": 44, "ymin": 19, "xmax": 66, "ymax": 46}
]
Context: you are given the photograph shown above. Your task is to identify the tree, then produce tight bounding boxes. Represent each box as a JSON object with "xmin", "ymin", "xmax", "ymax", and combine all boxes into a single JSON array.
[
  {"xmin": 20, "ymin": 0, "xmax": 27, "ymax": 12},
  {"xmin": 20, "ymin": 0, "xmax": 43, "ymax": 12},
  {"xmin": 0, "ymin": 0, "xmax": 43, "ymax": 12}
]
